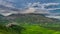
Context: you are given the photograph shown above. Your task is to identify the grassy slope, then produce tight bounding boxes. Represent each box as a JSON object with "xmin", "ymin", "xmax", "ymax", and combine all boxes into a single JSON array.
[
  {"xmin": 0, "ymin": 23, "xmax": 60, "ymax": 34},
  {"xmin": 0, "ymin": 14, "xmax": 60, "ymax": 34},
  {"xmin": 0, "ymin": 14, "xmax": 9, "ymax": 25},
  {"xmin": 13, "ymin": 14, "xmax": 60, "ymax": 27}
]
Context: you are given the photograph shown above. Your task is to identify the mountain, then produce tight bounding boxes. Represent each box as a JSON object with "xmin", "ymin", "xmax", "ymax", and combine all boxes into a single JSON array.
[
  {"xmin": 0, "ymin": 14, "xmax": 9, "ymax": 25},
  {"xmin": 5, "ymin": 13, "xmax": 60, "ymax": 25},
  {"xmin": 6, "ymin": 13, "xmax": 60, "ymax": 28}
]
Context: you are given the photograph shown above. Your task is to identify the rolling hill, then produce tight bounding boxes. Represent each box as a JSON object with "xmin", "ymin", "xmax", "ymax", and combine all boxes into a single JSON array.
[
  {"xmin": 0, "ymin": 13, "xmax": 60, "ymax": 34},
  {"xmin": 3, "ymin": 13, "xmax": 60, "ymax": 27}
]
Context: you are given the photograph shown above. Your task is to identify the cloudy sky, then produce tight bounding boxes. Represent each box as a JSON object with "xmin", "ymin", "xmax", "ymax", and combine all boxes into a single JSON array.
[{"xmin": 0, "ymin": 0, "xmax": 60, "ymax": 19}]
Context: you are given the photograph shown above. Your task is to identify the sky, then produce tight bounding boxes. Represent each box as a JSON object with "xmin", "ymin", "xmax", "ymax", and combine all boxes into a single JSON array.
[
  {"xmin": 0, "ymin": 0, "xmax": 60, "ymax": 19},
  {"xmin": 4, "ymin": 0, "xmax": 60, "ymax": 8},
  {"xmin": 0, "ymin": 0, "xmax": 59, "ymax": 8}
]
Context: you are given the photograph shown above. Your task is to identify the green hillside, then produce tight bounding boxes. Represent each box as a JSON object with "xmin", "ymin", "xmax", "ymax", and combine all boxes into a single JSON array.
[
  {"xmin": 0, "ymin": 14, "xmax": 60, "ymax": 34},
  {"xmin": 0, "ymin": 14, "xmax": 9, "ymax": 25},
  {"xmin": 0, "ymin": 23, "xmax": 60, "ymax": 34},
  {"xmin": 6, "ymin": 13, "xmax": 60, "ymax": 27}
]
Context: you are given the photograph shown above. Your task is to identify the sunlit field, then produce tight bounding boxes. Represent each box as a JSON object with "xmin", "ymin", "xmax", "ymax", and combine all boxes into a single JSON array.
[{"xmin": 0, "ymin": 23, "xmax": 60, "ymax": 34}]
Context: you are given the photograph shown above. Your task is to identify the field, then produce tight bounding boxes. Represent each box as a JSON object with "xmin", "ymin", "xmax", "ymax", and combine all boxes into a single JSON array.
[{"xmin": 0, "ymin": 23, "xmax": 60, "ymax": 34}]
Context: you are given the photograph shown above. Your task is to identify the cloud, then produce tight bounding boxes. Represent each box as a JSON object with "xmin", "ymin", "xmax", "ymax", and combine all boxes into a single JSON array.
[
  {"xmin": 46, "ymin": 8, "xmax": 60, "ymax": 10},
  {"xmin": 43, "ymin": 3, "xmax": 60, "ymax": 10},
  {"xmin": 46, "ymin": 16, "xmax": 60, "ymax": 19},
  {"xmin": 21, "ymin": 2, "xmax": 60, "ymax": 19},
  {"xmin": 19, "ymin": 2, "xmax": 60, "ymax": 14},
  {"xmin": 0, "ymin": 1, "xmax": 48, "ymax": 16},
  {"xmin": 20, "ymin": 8, "xmax": 35, "ymax": 13},
  {"xmin": 6, "ymin": 0, "xmax": 15, "ymax": 2},
  {"xmin": 0, "ymin": 0, "xmax": 15, "ymax": 8},
  {"xmin": 42, "ymin": 3, "xmax": 60, "ymax": 6},
  {"xmin": 26, "ymin": 2, "xmax": 60, "ymax": 10},
  {"xmin": 20, "ymin": 2, "xmax": 50, "ymax": 14},
  {"xmin": 0, "ymin": 1, "xmax": 60, "ymax": 17},
  {"xmin": 0, "ymin": 13, "xmax": 12, "ymax": 16},
  {"xmin": 20, "ymin": 7, "xmax": 49, "ymax": 14},
  {"xmin": 0, "ymin": 0, "xmax": 19, "ymax": 16},
  {"xmin": 0, "ymin": 9, "xmax": 19, "ymax": 16}
]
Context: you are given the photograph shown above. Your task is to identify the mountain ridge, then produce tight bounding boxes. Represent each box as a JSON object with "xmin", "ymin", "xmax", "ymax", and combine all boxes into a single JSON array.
[{"xmin": 4, "ymin": 13, "xmax": 60, "ymax": 23}]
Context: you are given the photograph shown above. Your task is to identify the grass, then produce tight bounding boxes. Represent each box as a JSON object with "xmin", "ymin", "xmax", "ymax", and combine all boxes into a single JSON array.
[{"xmin": 0, "ymin": 23, "xmax": 60, "ymax": 34}]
